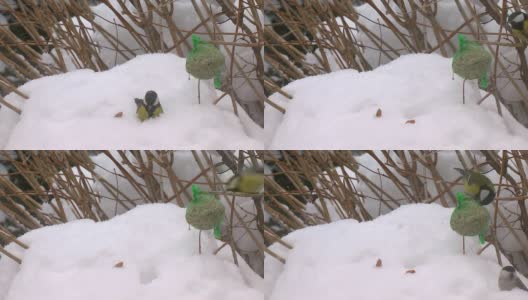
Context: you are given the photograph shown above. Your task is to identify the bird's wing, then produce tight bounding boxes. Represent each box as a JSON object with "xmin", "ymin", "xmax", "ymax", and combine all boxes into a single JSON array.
[
  {"xmin": 136, "ymin": 105, "xmax": 149, "ymax": 121},
  {"xmin": 152, "ymin": 105, "xmax": 163, "ymax": 116}
]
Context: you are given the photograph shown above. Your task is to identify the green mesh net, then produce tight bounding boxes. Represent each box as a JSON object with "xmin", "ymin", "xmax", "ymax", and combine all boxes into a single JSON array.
[
  {"xmin": 450, "ymin": 192, "xmax": 490, "ymax": 244},
  {"xmin": 186, "ymin": 35, "xmax": 225, "ymax": 88},
  {"xmin": 186, "ymin": 185, "xmax": 225, "ymax": 238},
  {"xmin": 452, "ymin": 35, "xmax": 492, "ymax": 89}
]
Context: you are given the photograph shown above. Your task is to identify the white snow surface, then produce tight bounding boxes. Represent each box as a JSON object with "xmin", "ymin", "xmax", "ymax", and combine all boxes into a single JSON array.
[
  {"xmin": 265, "ymin": 203, "xmax": 528, "ymax": 300},
  {"xmin": 265, "ymin": 54, "xmax": 528, "ymax": 149},
  {"xmin": 306, "ymin": 151, "xmax": 528, "ymax": 254},
  {"xmin": 40, "ymin": 151, "xmax": 264, "ymax": 275},
  {"xmin": 0, "ymin": 54, "xmax": 262, "ymax": 149},
  {"xmin": 0, "ymin": 204, "xmax": 264, "ymax": 300}
]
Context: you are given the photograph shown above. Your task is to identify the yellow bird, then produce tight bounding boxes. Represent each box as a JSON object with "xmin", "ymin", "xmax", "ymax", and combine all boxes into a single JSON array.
[
  {"xmin": 508, "ymin": 12, "xmax": 528, "ymax": 45},
  {"xmin": 454, "ymin": 168, "xmax": 495, "ymax": 206},
  {"xmin": 135, "ymin": 91, "xmax": 163, "ymax": 122},
  {"xmin": 226, "ymin": 168, "xmax": 264, "ymax": 194}
]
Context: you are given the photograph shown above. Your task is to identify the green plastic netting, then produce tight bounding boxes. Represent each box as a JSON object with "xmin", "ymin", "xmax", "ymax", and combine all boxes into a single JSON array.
[
  {"xmin": 450, "ymin": 192, "xmax": 490, "ymax": 244},
  {"xmin": 186, "ymin": 185, "xmax": 225, "ymax": 239},
  {"xmin": 186, "ymin": 35, "xmax": 225, "ymax": 89},
  {"xmin": 452, "ymin": 35, "xmax": 492, "ymax": 89}
]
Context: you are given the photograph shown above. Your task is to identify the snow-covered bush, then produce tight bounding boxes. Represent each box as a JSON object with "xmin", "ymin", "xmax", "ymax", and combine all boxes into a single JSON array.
[
  {"xmin": 265, "ymin": 0, "xmax": 528, "ymax": 127},
  {"xmin": 0, "ymin": 0, "xmax": 264, "ymax": 148},
  {"xmin": 263, "ymin": 150, "xmax": 528, "ymax": 274},
  {"xmin": 0, "ymin": 150, "xmax": 265, "ymax": 278}
]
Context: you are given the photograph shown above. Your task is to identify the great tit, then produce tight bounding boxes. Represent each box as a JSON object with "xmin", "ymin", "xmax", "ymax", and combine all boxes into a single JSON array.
[
  {"xmin": 499, "ymin": 266, "xmax": 528, "ymax": 291},
  {"xmin": 135, "ymin": 90, "xmax": 163, "ymax": 122},
  {"xmin": 508, "ymin": 12, "xmax": 528, "ymax": 45},
  {"xmin": 454, "ymin": 168, "xmax": 495, "ymax": 206},
  {"xmin": 226, "ymin": 168, "xmax": 264, "ymax": 194}
]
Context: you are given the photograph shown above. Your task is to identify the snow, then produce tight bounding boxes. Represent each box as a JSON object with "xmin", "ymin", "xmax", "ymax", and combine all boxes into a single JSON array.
[
  {"xmin": 265, "ymin": 204, "xmax": 528, "ymax": 300},
  {"xmin": 290, "ymin": 151, "xmax": 528, "ymax": 274},
  {"xmin": 0, "ymin": 204, "xmax": 264, "ymax": 300},
  {"xmin": 41, "ymin": 0, "xmax": 264, "ymax": 115},
  {"xmin": 349, "ymin": 0, "xmax": 499, "ymax": 70},
  {"xmin": 44, "ymin": 151, "xmax": 235, "ymax": 219},
  {"xmin": 265, "ymin": 54, "xmax": 528, "ymax": 149},
  {"xmin": 351, "ymin": 151, "xmax": 478, "ymax": 217},
  {"xmin": 76, "ymin": 0, "xmax": 232, "ymax": 69},
  {"xmin": 43, "ymin": 151, "xmax": 215, "ymax": 218},
  {"xmin": 39, "ymin": 151, "xmax": 263, "ymax": 275},
  {"xmin": 313, "ymin": 151, "xmax": 528, "ymax": 251},
  {"xmin": 0, "ymin": 54, "xmax": 262, "ymax": 149}
]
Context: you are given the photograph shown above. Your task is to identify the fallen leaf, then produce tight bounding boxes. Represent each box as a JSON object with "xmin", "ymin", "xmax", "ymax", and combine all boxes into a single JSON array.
[
  {"xmin": 375, "ymin": 259, "xmax": 382, "ymax": 268},
  {"xmin": 405, "ymin": 119, "xmax": 416, "ymax": 124},
  {"xmin": 375, "ymin": 109, "xmax": 382, "ymax": 118},
  {"xmin": 405, "ymin": 269, "xmax": 416, "ymax": 274},
  {"xmin": 114, "ymin": 261, "xmax": 124, "ymax": 268},
  {"xmin": 114, "ymin": 112, "xmax": 123, "ymax": 118}
]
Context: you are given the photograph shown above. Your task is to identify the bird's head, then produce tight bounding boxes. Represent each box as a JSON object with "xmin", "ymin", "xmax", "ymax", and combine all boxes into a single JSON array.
[
  {"xmin": 508, "ymin": 12, "xmax": 527, "ymax": 31},
  {"xmin": 454, "ymin": 168, "xmax": 487, "ymax": 196},
  {"xmin": 145, "ymin": 90, "xmax": 159, "ymax": 106},
  {"xmin": 500, "ymin": 266, "xmax": 517, "ymax": 281}
]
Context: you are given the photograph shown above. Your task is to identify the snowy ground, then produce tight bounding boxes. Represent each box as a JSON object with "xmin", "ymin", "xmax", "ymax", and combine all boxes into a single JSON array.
[
  {"xmin": 265, "ymin": 54, "xmax": 528, "ymax": 149},
  {"xmin": 265, "ymin": 204, "xmax": 528, "ymax": 300},
  {"xmin": 38, "ymin": 151, "xmax": 263, "ymax": 275},
  {"xmin": 0, "ymin": 54, "xmax": 263, "ymax": 149},
  {"xmin": 304, "ymin": 151, "xmax": 528, "ymax": 257},
  {"xmin": 0, "ymin": 204, "xmax": 264, "ymax": 300}
]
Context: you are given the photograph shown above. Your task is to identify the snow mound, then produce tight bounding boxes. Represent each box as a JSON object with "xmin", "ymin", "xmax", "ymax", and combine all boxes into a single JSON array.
[
  {"xmin": 265, "ymin": 54, "xmax": 528, "ymax": 149},
  {"xmin": 265, "ymin": 204, "xmax": 528, "ymax": 300},
  {"xmin": 0, "ymin": 204, "xmax": 263, "ymax": 300},
  {"xmin": 0, "ymin": 54, "xmax": 262, "ymax": 149}
]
